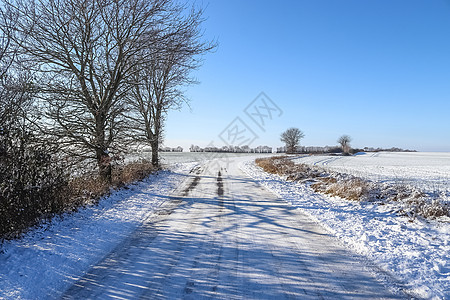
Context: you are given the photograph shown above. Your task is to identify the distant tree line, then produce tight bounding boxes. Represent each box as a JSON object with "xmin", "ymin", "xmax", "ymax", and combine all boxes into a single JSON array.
[
  {"xmin": 276, "ymin": 146, "xmax": 342, "ymax": 154},
  {"xmin": 190, "ymin": 145, "xmax": 273, "ymax": 153},
  {"xmin": 159, "ymin": 146, "xmax": 184, "ymax": 152},
  {"xmin": 279, "ymin": 129, "xmax": 415, "ymax": 155},
  {"xmin": 361, "ymin": 147, "xmax": 416, "ymax": 153}
]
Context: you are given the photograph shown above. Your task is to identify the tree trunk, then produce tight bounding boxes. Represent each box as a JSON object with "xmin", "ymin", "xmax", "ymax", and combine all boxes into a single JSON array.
[
  {"xmin": 94, "ymin": 111, "xmax": 112, "ymax": 182},
  {"xmin": 287, "ymin": 145, "xmax": 295, "ymax": 154},
  {"xmin": 151, "ymin": 141, "xmax": 159, "ymax": 168},
  {"xmin": 97, "ymin": 149, "xmax": 112, "ymax": 183},
  {"xmin": 150, "ymin": 115, "xmax": 161, "ymax": 168}
]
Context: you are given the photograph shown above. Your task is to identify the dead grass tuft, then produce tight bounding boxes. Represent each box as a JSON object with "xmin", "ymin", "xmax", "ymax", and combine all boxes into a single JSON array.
[
  {"xmin": 60, "ymin": 160, "xmax": 157, "ymax": 212},
  {"xmin": 311, "ymin": 177, "xmax": 369, "ymax": 201},
  {"xmin": 418, "ymin": 200, "xmax": 449, "ymax": 219},
  {"xmin": 402, "ymin": 198, "xmax": 449, "ymax": 219},
  {"xmin": 255, "ymin": 156, "xmax": 293, "ymax": 175},
  {"xmin": 61, "ymin": 176, "xmax": 110, "ymax": 210},
  {"xmin": 112, "ymin": 160, "xmax": 156, "ymax": 187}
]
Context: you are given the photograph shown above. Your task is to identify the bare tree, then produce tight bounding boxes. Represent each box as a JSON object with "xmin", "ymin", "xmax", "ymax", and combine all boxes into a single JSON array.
[
  {"xmin": 338, "ymin": 134, "xmax": 352, "ymax": 154},
  {"xmin": 126, "ymin": 5, "xmax": 215, "ymax": 167},
  {"xmin": 280, "ymin": 128, "xmax": 305, "ymax": 154},
  {"xmin": 1, "ymin": 0, "xmax": 172, "ymax": 181},
  {"xmin": 0, "ymin": 9, "xmax": 69, "ymax": 237},
  {"xmin": 0, "ymin": 7, "xmax": 32, "ymax": 156}
]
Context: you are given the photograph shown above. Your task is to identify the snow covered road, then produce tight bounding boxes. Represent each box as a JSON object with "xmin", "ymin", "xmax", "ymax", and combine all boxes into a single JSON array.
[{"xmin": 61, "ymin": 158, "xmax": 405, "ymax": 299}]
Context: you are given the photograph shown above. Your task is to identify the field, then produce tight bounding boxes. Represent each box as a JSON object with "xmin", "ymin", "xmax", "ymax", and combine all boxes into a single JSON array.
[{"xmin": 292, "ymin": 152, "xmax": 450, "ymax": 198}]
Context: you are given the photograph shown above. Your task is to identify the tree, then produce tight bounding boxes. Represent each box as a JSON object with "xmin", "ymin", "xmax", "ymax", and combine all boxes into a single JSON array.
[
  {"xmin": 126, "ymin": 5, "xmax": 215, "ymax": 167},
  {"xmin": 280, "ymin": 128, "xmax": 305, "ymax": 154},
  {"xmin": 1, "ymin": 0, "xmax": 173, "ymax": 181},
  {"xmin": 338, "ymin": 135, "xmax": 352, "ymax": 154}
]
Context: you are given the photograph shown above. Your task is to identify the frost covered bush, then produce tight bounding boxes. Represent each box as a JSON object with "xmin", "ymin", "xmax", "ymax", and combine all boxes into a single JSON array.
[
  {"xmin": 401, "ymin": 198, "xmax": 449, "ymax": 219},
  {"xmin": 0, "ymin": 128, "xmax": 68, "ymax": 239},
  {"xmin": 113, "ymin": 159, "xmax": 156, "ymax": 186}
]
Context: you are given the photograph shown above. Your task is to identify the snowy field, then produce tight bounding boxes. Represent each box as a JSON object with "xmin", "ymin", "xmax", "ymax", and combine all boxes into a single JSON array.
[
  {"xmin": 240, "ymin": 159, "xmax": 450, "ymax": 299},
  {"xmin": 293, "ymin": 152, "xmax": 450, "ymax": 197}
]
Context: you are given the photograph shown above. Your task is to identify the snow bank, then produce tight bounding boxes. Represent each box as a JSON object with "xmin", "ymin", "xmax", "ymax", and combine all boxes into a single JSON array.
[
  {"xmin": 240, "ymin": 160, "xmax": 449, "ymax": 300},
  {"xmin": 0, "ymin": 162, "xmax": 196, "ymax": 299}
]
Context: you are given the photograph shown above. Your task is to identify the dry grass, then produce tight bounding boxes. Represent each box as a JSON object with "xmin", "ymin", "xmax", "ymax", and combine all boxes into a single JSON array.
[
  {"xmin": 61, "ymin": 175, "xmax": 110, "ymax": 209},
  {"xmin": 112, "ymin": 160, "xmax": 156, "ymax": 187},
  {"xmin": 59, "ymin": 160, "xmax": 157, "ymax": 212},
  {"xmin": 311, "ymin": 177, "xmax": 370, "ymax": 201},
  {"xmin": 401, "ymin": 198, "xmax": 450, "ymax": 219},
  {"xmin": 255, "ymin": 156, "xmax": 322, "ymax": 180},
  {"xmin": 416, "ymin": 200, "xmax": 449, "ymax": 219},
  {"xmin": 255, "ymin": 156, "xmax": 449, "ymax": 220},
  {"xmin": 255, "ymin": 156, "xmax": 292, "ymax": 175}
]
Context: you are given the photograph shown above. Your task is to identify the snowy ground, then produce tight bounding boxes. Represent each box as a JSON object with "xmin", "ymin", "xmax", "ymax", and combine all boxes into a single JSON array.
[
  {"xmin": 240, "ymin": 159, "xmax": 450, "ymax": 299},
  {"xmin": 0, "ymin": 162, "xmax": 197, "ymax": 299},
  {"xmin": 292, "ymin": 152, "xmax": 450, "ymax": 198}
]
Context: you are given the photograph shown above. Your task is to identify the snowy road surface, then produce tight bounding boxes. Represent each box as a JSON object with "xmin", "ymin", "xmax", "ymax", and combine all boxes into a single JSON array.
[{"xmin": 62, "ymin": 158, "xmax": 405, "ymax": 299}]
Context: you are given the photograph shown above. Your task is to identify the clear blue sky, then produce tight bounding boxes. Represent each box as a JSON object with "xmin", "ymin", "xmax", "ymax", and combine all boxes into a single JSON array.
[{"xmin": 165, "ymin": 0, "xmax": 450, "ymax": 152}]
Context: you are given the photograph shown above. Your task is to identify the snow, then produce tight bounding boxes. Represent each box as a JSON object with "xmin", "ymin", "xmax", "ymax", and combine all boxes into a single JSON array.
[
  {"xmin": 0, "ymin": 162, "xmax": 197, "ymax": 299},
  {"xmin": 240, "ymin": 159, "xmax": 450, "ymax": 300}
]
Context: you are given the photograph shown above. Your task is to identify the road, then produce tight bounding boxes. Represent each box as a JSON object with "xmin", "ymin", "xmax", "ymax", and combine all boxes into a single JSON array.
[{"xmin": 62, "ymin": 158, "xmax": 406, "ymax": 299}]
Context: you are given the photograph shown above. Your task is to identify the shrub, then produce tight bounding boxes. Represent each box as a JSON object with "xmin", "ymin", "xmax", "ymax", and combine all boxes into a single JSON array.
[
  {"xmin": 1, "ymin": 155, "xmax": 158, "ymax": 240},
  {"xmin": 0, "ymin": 129, "xmax": 68, "ymax": 239}
]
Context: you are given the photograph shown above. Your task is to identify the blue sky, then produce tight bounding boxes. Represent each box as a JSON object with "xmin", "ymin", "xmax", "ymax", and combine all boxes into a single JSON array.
[{"xmin": 165, "ymin": 0, "xmax": 450, "ymax": 152}]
